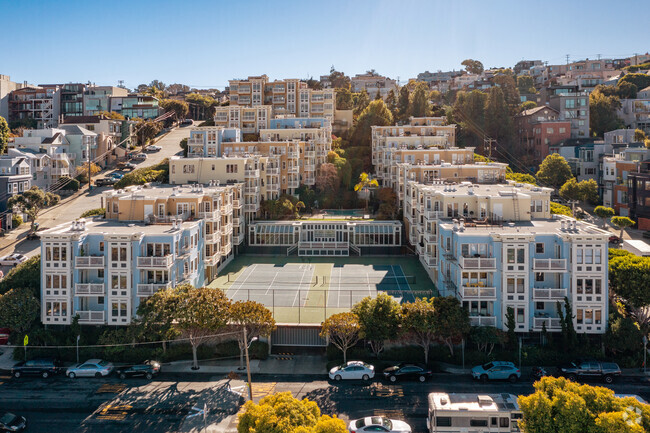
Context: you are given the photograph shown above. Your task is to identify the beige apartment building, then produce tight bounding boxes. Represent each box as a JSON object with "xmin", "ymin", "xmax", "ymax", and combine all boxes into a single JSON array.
[
  {"xmin": 228, "ymin": 75, "xmax": 334, "ymax": 120},
  {"xmin": 214, "ymin": 105, "xmax": 271, "ymax": 134}
]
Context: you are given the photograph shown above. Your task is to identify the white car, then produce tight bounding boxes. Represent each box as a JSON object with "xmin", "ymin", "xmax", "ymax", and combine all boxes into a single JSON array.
[
  {"xmin": 145, "ymin": 145, "xmax": 161, "ymax": 152},
  {"xmin": 329, "ymin": 361, "xmax": 374, "ymax": 381},
  {"xmin": 0, "ymin": 253, "xmax": 27, "ymax": 266},
  {"xmin": 66, "ymin": 359, "xmax": 113, "ymax": 378},
  {"xmin": 349, "ymin": 416, "xmax": 412, "ymax": 433}
]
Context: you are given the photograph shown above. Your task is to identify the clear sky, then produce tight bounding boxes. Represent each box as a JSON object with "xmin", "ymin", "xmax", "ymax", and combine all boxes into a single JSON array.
[{"xmin": 1, "ymin": 0, "xmax": 648, "ymax": 90}]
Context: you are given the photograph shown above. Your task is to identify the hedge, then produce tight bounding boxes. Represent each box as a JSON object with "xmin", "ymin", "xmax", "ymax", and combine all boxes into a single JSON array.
[
  {"xmin": 80, "ymin": 208, "xmax": 106, "ymax": 218},
  {"xmin": 114, "ymin": 159, "xmax": 169, "ymax": 189}
]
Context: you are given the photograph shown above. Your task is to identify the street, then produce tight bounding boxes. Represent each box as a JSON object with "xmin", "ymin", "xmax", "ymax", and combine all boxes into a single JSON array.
[{"xmin": 1, "ymin": 371, "xmax": 648, "ymax": 433}]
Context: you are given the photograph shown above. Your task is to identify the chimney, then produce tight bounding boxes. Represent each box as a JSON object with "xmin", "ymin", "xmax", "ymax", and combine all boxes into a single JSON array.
[
  {"xmin": 453, "ymin": 219, "xmax": 459, "ymax": 231},
  {"xmin": 560, "ymin": 220, "xmax": 566, "ymax": 231}
]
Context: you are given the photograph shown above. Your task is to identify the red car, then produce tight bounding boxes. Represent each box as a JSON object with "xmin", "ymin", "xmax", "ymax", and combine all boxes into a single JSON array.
[
  {"xmin": 0, "ymin": 328, "xmax": 10, "ymax": 345},
  {"xmin": 609, "ymin": 235, "xmax": 621, "ymax": 245}
]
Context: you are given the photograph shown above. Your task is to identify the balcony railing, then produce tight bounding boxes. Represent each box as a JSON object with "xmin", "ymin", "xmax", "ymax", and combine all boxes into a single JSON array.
[
  {"xmin": 137, "ymin": 255, "xmax": 173, "ymax": 268},
  {"xmin": 424, "ymin": 232, "xmax": 437, "ymax": 243},
  {"xmin": 533, "ymin": 317, "xmax": 562, "ymax": 330},
  {"xmin": 459, "ymin": 256, "xmax": 496, "ymax": 270},
  {"xmin": 533, "ymin": 258, "xmax": 567, "ymax": 271},
  {"xmin": 233, "ymin": 234, "xmax": 244, "ymax": 245},
  {"xmin": 460, "ymin": 286, "xmax": 497, "ymax": 299},
  {"xmin": 76, "ymin": 310, "xmax": 105, "ymax": 324},
  {"xmin": 304, "ymin": 163, "xmax": 316, "ymax": 171},
  {"xmin": 221, "ymin": 204, "xmax": 233, "ymax": 214},
  {"xmin": 244, "ymin": 203, "xmax": 259, "ymax": 212},
  {"xmin": 221, "ymin": 243, "xmax": 232, "ymax": 255},
  {"xmin": 304, "ymin": 150, "xmax": 316, "ymax": 158},
  {"xmin": 204, "ymin": 252, "xmax": 221, "ymax": 266},
  {"xmin": 232, "ymin": 199, "xmax": 242, "ymax": 209},
  {"xmin": 288, "ymin": 165, "xmax": 299, "ymax": 173},
  {"xmin": 469, "ymin": 316, "xmax": 497, "ymax": 327},
  {"xmin": 233, "ymin": 218, "xmax": 243, "ymax": 227},
  {"xmin": 287, "ymin": 151, "xmax": 299, "ymax": 159},
  {"xmin": 198, "ymin": 210, "xmax": 220, "ymax": 220},
  {"xmin": 245, "ymin": 169, "xmax": 260, "ymax": 178},
  {"xmin": 424, "ymin": 210, "xmax": 444, "ymax": 220},
  {"xmin": 74, "ymin": 283, "xmax": 105, "ymax": 296},
  {"xmin": 288, "ymin": 179, "xmax": 299, "ymax": 188},
  {"xmin": 533, "ymin": 288, "xmax": 567, "ymax": 300},
  {"xmin": 244, "ymin": 186, "xmax": 260, "ymax": 194},
  {"xmin": 267, "ymin": 183, "xmax": 280, "ymax": 191},
  {"xmin": 75, "ymin": 256, "xmax": 105, "ymax": 268},
  {"xmin": 221, "ymin": 224, "xmax": 233, "ymax": 235},
  {"xmin": 205, "ymin": 232, "xmax": 220, "ymax": 244},
  {"xmin": 137, "ymin": 282, "xmax": 172, "ymax": 297},
  {"xmin": 421, "ymin": 253, "xmax": 435, "ymax": 267}
]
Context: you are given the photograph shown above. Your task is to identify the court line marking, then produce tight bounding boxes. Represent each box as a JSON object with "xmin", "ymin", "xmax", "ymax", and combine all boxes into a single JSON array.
[
  {"xmin": 230, "ymin": 263, "xmax": 257, "ymax": 299},
  {"xmin": 265, "ymin": 270, "xmax": 279, "ymax": 296},
  {"xmin": 292, "ymin": 264, "xmax": 309, "ymax": 307}
]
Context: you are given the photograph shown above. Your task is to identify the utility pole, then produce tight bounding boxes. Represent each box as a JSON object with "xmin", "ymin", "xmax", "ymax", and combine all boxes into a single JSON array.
[
  {"xmin": 244, "ymin": 327, "xmax": 253, "ymax": 401},
  {"xmin": 566, "ymin": 54, "xmax": 570, "ymax": 65},
  {"xmin": 87, "ymin": 140, "xmax": 92, "ymax": 192},
  {"xmin": 484, "ymin": 137, "xmax": 496, "ymax": 161}
]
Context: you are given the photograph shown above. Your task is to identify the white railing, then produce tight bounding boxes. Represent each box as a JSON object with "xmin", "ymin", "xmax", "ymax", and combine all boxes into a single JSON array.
[
  {"xmin": 459, "ymin": 256, "xmax": 496, "ymax": 270},
  {"xmin": 469, "ymin": 316, "xmax": 497, "ymax": 327},
  {"xmin": 221, "ymin": 243, "xmax": 232, "ymax": 255},
  {"xmin": 244, "ymin": 203, "xmax": 259, "ymax": 212},
  {"xmin": 422, "ymin": 253, "xmax": 435, "ymax": 267},
  {"xmin": 533, "ymin": 258, "xmax": 567, "ymax": 271},
  {"xmin": 233, "ymin": 234, "xmax": 244, "ymax": 245},
  {"xmin": 266, "ymin": 167, "xmax": 280, "ymax": 175},
  {"xmin": 533, "ymin": 288, "xmax": 567, "ymax": 300},
  {"xmin": 298, "ymin": 241, "xmax": 348, "ymax": 250},
  {"xmin": 288, "ymin": 165, "xmax": 299, "ymax": 173},
  {"xmin": 221, "ymin": 224, "xmax": 233, "ymax": 235},
  {"xmin": 288, "ymin": 180, "xmax": 299, "ymax": 188},
  {"xmin": 75, "ymin": 256, "xmax": 105, "ymax": 268},
  {"xmin": 233, "ymin": 218, "xmax": 242, "ymax": 227},
  {"xmin": 460, "ymin": 286, "xmax": 497, "ymax": 299},
  {"xmin": 424, "ymin": 210, "xmax": 444, "ymax": 220},
  {"xmin": 76, "ymin": 310, "xmax": 105, "ymax": 324},
  {"xmin": 245, "ymin": 169, "xmax": 260, "ymax": 178},
  {"xmin": 232, "ymin": 200, "xmax": 242, "ymax": 209},
  {"xmin": 199, "ymin": 210, "xmax": 220, "ymax": 220},
  {"xmin": 305, "ymin": 150, "xmax": 316, "ymax": 158},
  {"xmin": 205, "ymin": 232, "xmax": 220, "ymax": 244},
  {"xmin": 137, "ymin": 255, "xmax": 173, "ymax": 268},
  {"xmin": 244, "ymin": 186, "xmax": 259, "ymax": 194},
  {"xmin": 204, "ymin": 252, "xmax": 221, "ymax": 266},
  {"xmin": 304, "ymin": 163, "xmax": 316, "ymax": 171},
  {"xmin": 533, "ymin": 317, "xmax": 562, "ymax": 329},
  {"xmin": 137, "ymin": 282, "xmax": 172, "ymax": 297},
  {"xmin": 74, "ymin": 283, "xmax": 105, "ymax": 296},
  {"xmin": 287, "ymin": 151, "xmax": 299, "ymax": 159},
  {"xmin": 424, "ymin": 232, "xmax": 437, "ymax": 243},
  {"xmin": 267, "ymin": 183, "xmax": 280, "ymax": 191},
  {"xmin": 221, "ymin": 204, "xmax": 233, "ymax": 214}
]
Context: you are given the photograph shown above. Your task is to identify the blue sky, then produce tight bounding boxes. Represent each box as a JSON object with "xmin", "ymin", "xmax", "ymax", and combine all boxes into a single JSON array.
[{"xmin": 1, "ymin": 0, "xmax": 648, "ymax": 90}]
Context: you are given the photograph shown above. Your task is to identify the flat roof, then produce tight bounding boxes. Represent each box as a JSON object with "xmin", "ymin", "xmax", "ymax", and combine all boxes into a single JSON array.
[
  {"xmin": 439, "ymin": 218, "xmax": 609, "ymax": 236},
  {"xmin": 414, "ymin": 182, "xmax": 551, "ymax": 196},
  {"xmin": 42, "ymin": 218, "xmax": 200, "ymax": 237},
  {"xmin": 624, "ymin": 239, "xmax": 650, "ymax": 254},
  {"xmin": 104, "ymin": 184, "xmax": 241, "ymax": 200},
  {"xmin": 428, "ymin": 393, "xmax": 520, "ymax": 412}
]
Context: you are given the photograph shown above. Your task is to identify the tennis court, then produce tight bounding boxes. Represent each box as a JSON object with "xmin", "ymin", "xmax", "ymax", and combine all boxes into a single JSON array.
[{"xmin": 209, "ymin": 255, "xmax": 435, "ymax": 323}]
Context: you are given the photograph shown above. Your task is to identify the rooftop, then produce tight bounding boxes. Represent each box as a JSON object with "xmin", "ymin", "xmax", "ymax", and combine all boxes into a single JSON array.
[
  {"xmin": 427, "ymin": 393, "xmax": 520, "ymax": 412},
  {"xmin": 41, "ymin": 218, "xmax": 200, "ymax": 237},
  {"xmin": 413, "ymin": 181, "xmax": 551, "ymax": 196},
  {"xmin": 104, "ymin": 183, "xmax": 242, "ymax": 200},
  {"xmin": 438, "ymin": 216, "xmax": 609, "ymax": 237}
]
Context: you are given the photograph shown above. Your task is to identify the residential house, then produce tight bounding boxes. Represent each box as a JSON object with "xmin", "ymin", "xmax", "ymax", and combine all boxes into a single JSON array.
[
  {"xmin": 8, "ymin": 85, "xmax": 61, "ymax": 128},
  {"xmin": 83, "ymin": 86, "xmax": 129, "ymax": 116},
  {"xmin": 350, "ymin": 72, "xmax": 398, "ymax": 100},
  {"xmin": 542, "ymin": 86, "xmax": 590, "ymax": 138},
  {"xmin": 109, "ymin": 94, "xmax": 160, "ymax": 119},
  {"xmin": 0, "ymin": 155, "xmax": 32, "ymax": 230},
  {"xmin": 514, "ymin": 106, "xmax": 571, "ymax": 167}
]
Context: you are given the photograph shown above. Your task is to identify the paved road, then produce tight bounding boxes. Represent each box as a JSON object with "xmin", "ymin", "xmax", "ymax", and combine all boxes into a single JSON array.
[{"xmin": 1, "ymin": 372, "xmax": 648, "ymax": 433}]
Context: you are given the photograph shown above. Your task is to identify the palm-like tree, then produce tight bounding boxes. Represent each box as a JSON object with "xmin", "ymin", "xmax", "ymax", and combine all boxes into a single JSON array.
[{"xmin": 354, "ymin": 172, "xmax": 378, "ymax": 211}]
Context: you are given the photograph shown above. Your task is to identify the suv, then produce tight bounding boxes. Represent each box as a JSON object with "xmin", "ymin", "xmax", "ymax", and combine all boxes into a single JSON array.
[
  {"xmin": 11, "ymin": 359, "xmax": 62, "ymax": 378},
  {"xmin": 472, "ymin": 361, "xmax": 521, "ymax": 382},
  {"xmin": 558, "ymin": 360, "xmax": 621, "ymax": 384},
  {"xmin": 95, "ymin": 178, "xmax": 116, "ymax": 187},
  {"xmin": 115, "ymin": 360, "xmax": 161, "ymax": 379}
]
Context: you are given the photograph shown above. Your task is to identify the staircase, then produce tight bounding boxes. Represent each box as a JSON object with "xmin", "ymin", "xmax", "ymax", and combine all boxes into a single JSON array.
[
  {"xmin": 349, "ymin": 244, "xmax": 361, "ymax": 256},
  {"xmin": 512, "ymin": 191, "xmax": 520, "ymax": 220},
  {"xmin": 286, "ymin": 244, "xmax": 298, "ymax": 256}
]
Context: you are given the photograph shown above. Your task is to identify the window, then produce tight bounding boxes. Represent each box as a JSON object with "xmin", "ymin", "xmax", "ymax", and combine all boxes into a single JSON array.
[
  {"xmin": 500, "ymin": 417, "xmax": 510, "ymax": 427},
  {"xmin": 516, "ymin": 307, "xmax": 525, "ymax": 323},
  {"xmin": 470, "ymin": 419, "xmax": 488, "ymax": 427},
  {"xmin": 99, "ymin": 242, "xmax": 104, "ymax": 252},
  {"xmin": 435, "ymin": 417, "xmax": 452, "ymax": 427},
  {"xmin": 535, "ymin": 272, "xmax": 544, "ymax": 282},
  {"xmin": 536, "ymin": 243, "xmax": 544, "ymax": 253}
]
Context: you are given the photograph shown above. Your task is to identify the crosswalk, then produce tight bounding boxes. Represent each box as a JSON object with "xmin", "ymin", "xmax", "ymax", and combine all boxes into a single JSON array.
[{"xmin": 96, "ymin": 404, "xmax": 132, "ymax": 421}]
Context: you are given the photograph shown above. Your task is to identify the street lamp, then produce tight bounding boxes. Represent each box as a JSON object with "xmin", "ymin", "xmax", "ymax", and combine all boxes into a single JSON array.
[
  {"xmin": 243, "ymin": 327, "xmax": 258, "ymax": 402},
  {"xmin": 76, "ymin": 335, "xmax": 81, "ymax": 364}
]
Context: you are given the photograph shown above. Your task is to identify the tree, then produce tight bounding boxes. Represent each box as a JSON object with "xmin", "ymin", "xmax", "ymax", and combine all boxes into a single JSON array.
[
  {"xmin": 520, "ymin": 101, "xmax": 537, "ymax": 112},
  {"xmin": 353, "ymin": 172, "xmax": 378, "ymax": 210},
  {"xmin": 135, "ymin": 119, "xmax": 163, "ymax": 147},
  {"xmin": 327, "ymin": 67, "xmax": 351, "ymax": 90},
  {"xmin": 506, "ymin": 172, "xmax": 537, "ymax": 185},
  {"xmin": 611, "ymin": 216, "xmax": 635, "ymax": 241},
  {"xmin": 98, "ymin": 110, "xmax": 126, "ymax": 120},
  {"xmin": 385, "ymin": 89, "xmax": 398, "ymax": 119},
  {"xmin": 461, "ymin": 59, "xmax": 484, "ymax": 75},
  {"xmin": 618, "ymin": 73, "xmax": 650, "ymax": 93},
  {"xmin": 432, "ymin": 296, "xmax": 470, "ymax": 355},
  {"xmin": 397, "ymin": 86, "xmax": 410, "ymax": 122},
  {"xmin": 593, "ymin": 206, "xmax": 615, "ymax": 228},
  {"xmin": 376, "ymin": 187, "xmax": 397, "ymax": 220},
  {"xmin": 142, "ymin": 284, "xmax": 231, "ymax": 369},
  {"xmin": 0, "ymin": 255, "xmax": 40, "ymax": 297},
  {"xmin": 556, "ymin": 297, "xmax": 577, "ymax": 349},
  {"xmin": 634, "ymin": 129, "xmax": 647, "ymax": 143},
  {"xmin": 315, "ymin": 163, "xmax": 340, "ymax": 195},
  {"xmin": 470, "ymin": 326, "xmax": 505, "ymax": 356},
  {"xmin": 7, "ymin": 186, "xmax": 60, "ymax": 232},
  {"xmin": 373, "ymin": 89, "xmax": 382, "ymax": 100},
  {"xmin": 409, "ymin": 82, "xmax": 430, "ymax": 117},
  {"xmin": 517, "ymin": 75, "xmax": 536, "ymax": 94},
  {"xmin": 76, "ymin": 161, "xmax": 102, "ymax": 184},
  {"xmin": 160, "ymin": 99, "xmax": 189, "ymax": 122},
  {"xmin": 518, "ymin": 377, "xmax": 650, "ymax": 433},
  {"xmin": 335, "ymin": 88, "xmax": 353, "ymax": 110},
  {"xmin": 536, "ymin": 153, "xmax": 573, "ymax": 189},
  {"xmin": 230, "ymin": 301, "xmax": 276, "ymax": 369},
  {"xmin": 589, "ymin": 87, "xmax": 624, "ymax": 137},
  {"xmin": 484, "ymin": 87, "xmax": 515, "ymax": 154},
  {"xmin": 551, "ymin": 202, "xmax": 573, "ymax": 217},
  {"xmin": 0, "ymin": 115, "xmax": 10, "ymax": 155},
  {"xmin": 604, "ymin": 314, "xmax": 643, "ymax": 356},
  {"xmin": 0, "ymin": 288, "xmax": 40, "ymax": 334},
  {"xmin": 401, "ymin": 299, "xmax": 436, "ymax": 364},
  {"xmin": 505, "ymin": 306, "xmax": 517, "ymax": 348},
  {"xmin": 320, "ymin": 312, "xmax": 360, "ymax": 363},
  {"xmin": 491, "ymin": 73, "xmax": 520, "ymax": 110},
  {"xmin": 353, "ymin": 89, "xmax": 370, "ymax": 117},
  {"xmin": 237, "ymin": 392, "xmax": 347, "ymax": 433},
  {"xmin": 166, "ymin": 83, "xmax": 190, "ymax": 95},
  {"xmin": 350, "ymin": 100, "xmax": 393, "ymax": 148},
  {"xmin": 180, "ymin": 137, "xmax": 188, "ymax": 157},
  {"xmin": 559, "ymin": 178, "xmax": 598, "ymax": 205},
  {"xmin": 617, "ymin": 81, "xmax": 638, "ymax": 99},
  {"xmin": 608, "ymin": 255, "xmax": 650, "ymax": 330},
  {"xmin": 451, "ymin": 90, "xmax": 487, "ymax": 149},
  {"xmin": 352, "ymin": 293, "xmax": 401, "ymax": 357}
]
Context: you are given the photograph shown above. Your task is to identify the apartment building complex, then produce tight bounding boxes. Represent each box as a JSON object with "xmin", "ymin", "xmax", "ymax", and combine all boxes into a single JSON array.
[
  {"xmin": 0, "ymin": 74, "xmax": 24, "ymax": 120},
  {"xmin": 214, "ymin": 105, "xmax": 271, "ymax": 134},
  {"xmin": 40, "ymin": 183, "xmax": 243, "ymax": 326},
  {"xmin": 228, "ymin": 75, "xmax": 334, "ymax": 120},
  {"xmin": 8, "ymin": 85, "xmax": 61, "ymax": 128},
  {"xmin": 83, "ymin": 86, "xmax": 129, "ymax": 116},
  {"xmin": 540, "ymin": 86, "xmax": 590, "ymax": 138},
  {"xmin": 404, "ymin": 181, "xmax": 609, "ymax": 334},
  {"xmin": 351, "ymin": 72, "xmax": 398, "ymax": 99},
  {"xmin": 514, "ymin": 106, "xmax": 571, "ymax": 166}
]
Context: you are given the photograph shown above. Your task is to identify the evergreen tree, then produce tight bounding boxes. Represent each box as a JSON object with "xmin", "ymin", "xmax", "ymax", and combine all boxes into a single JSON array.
[
  {"xmin": 409, "ymin": 82, "xmax": 430, "ymax": 118},
  {"xmin": 484, "ymin": 86, "xmax": 515, "ymax": 155},
  {"xmin": 385, "ymin": 89, "xmax": 398, "ymax": 120},
  {"xmin": 397, "ymin": 86, "xmax": 410, "ymax": 123}
]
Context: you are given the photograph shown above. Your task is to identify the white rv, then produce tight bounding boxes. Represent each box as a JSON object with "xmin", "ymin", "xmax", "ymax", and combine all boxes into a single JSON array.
[{"xmin": 427, "ymin": 393, "xmax": 522, "ymax": 432}]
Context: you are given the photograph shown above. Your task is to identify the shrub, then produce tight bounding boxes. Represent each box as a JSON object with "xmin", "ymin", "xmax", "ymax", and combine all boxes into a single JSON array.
[
  {"xmin": 80, "ymin": 208, "xmax": 106, "ymax": 218},
  {"xmin": 114, "ymin": 159, "xmax": 169, "ymax": 189},
  {"xmin": 0, "ymin": 255, "xmax": 40, "ymax": 297},
  {"xmin": 550, "ymin": 202, "xmax": 572, "ymax": 217},
  {"xmin": 249, "ymin": 341, "xmax": 269, "ymax": 360},
  {"xmin": 11, "ymin": 214, "xmax": 22, "ymax": 228},
  {"xmin": 57, "ymin": 176, "xmax": 80, "ymax": 192}
]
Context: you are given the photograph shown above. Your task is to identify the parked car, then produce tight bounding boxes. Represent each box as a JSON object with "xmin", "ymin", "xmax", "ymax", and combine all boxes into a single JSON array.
[
  {"xmin": 609, "ymin": 235, "xmax": 621, "ymax": 245},
  {"xmin": 109, "ymin": 173, "xmax": 124, "ymax": 180},
  {"xmin": 181, "ymin": 119, "xmax": 193, "ymax": 126},
  {"xmin": 557, "ymin": 360, "xmax": 622, "ymax": 384},
  {"xmin": 145, "ymin": 145, "xmax": 161, "ymax": 152},
  {"xmin": 115, "ymin": 360, "xmax": 161, "ymax": 379},
  {"xmin": 329, "ymin": 361, "xmax": 375, "ymax": 381},
  {"xmin": 0, "ymin": 328, "xmax": 9, "ymax": 345},
  {"xmin": 348, "ymin": 416, "xmax": 411, "ymax": 433},
  {"xmin": 0, "ymin": 253, "xmax": 27, "ymax": 267},
  {"xmin": 117, "ymin": 161, "xmax": 136, "ymax": 170},
  {"xmin": 94, "ymin": 177, "xmax": 116, "ymax": 187},
  {"xmin": 11, "ymin": 358, "xmax": 62, "ymax": 378},
  {"xmin": 0, "ymin": 412, "xmax": 26, "ymax": 432},
  {"xmin": 132, "ymin": 153, "xmax": 147, "ymax": 161},
  {"xmin": 471, "ymin": 361, "xmax": 521, "ymax": 382},
  {"xmin": 66, "ymin": 359, "xmax": 114, "ymax": 378},
  {"xmin": 382, "ymin": 364, "xmax": 432, "ymax": 382}
]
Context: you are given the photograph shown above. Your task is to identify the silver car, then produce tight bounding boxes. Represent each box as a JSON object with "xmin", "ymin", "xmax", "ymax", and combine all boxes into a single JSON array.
[{"xmin": 66, "ymin": 359, "xmax": 113, "ymax": 378}]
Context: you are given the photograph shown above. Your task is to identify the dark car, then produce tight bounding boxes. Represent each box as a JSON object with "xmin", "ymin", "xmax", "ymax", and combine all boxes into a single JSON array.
[
  {"xmin": 382, "ymin": 364, "xmax": 432, "ymax": 382},
  {"xmin": 0, "ymin": 328, "xmax": 10, "ymax": 345},
  {"xmin": 95, "ymin": 177, "xmax": 116, "ymax": 187},
  {"xmin": 115, "ymin": 360, "xmax": 161, "ymax": 379},
  {"xmin": 0, "ymin": 412, "xmax": 26, "ymax": 432},
  {"xmin": 11, "ymin": 358, "xmax": 62, "ymax": 378},
  {"xmin": 117, "ymin": 161, "xmax": 136, "ymax": 170},
  {"xmin": 609, "ymin": 235, "xmax": 621, "ymax": 245},
  {"xmin": 557, "ymin": 359, "xmax": 622, "ymax": 384}
]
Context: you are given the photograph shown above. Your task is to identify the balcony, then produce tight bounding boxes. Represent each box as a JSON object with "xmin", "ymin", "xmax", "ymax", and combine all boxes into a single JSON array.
[
  {"xmin": 221, "ymin": 243, "xmax": 232, "ymax": 255},
  {"xmin": 266, "ymin": 167, "xmax": 279, "ymax": 175},
  {"xmin": 424, "ymin": 210, "xmax": 444, "ymax": 220},
  {"xmin": 137, "ymin": 255, "xmax": 173, "ymax": 268},
  {"xmin": 137, "ymin": 282, "xmax": 172, "ymax": 297},
  {"xmin": 460, "ymin": 286, "xmax": 497, "ymax": 300},
  {"xmin": 244, "ymin": 186, "xmax": 260, "ymax": 194},
  {"xmin": 205, "ymin": 232, "xmax": 220, "ymax": 244},
  {"xmin": 221, "ymin": 224, "xmax": 233, "ymax": 235},
  {"xmin": 75, "ymin": 256, "xmax": 105, "ymax": 268},
  {"xmin": 204, "ymin": 252, "xmax": 221, "ymax": 266},
  {"xmin": 244, "ymin": 203, "xmax": 259, "ymax": 213},
  {"xmin": 199, "ymin": 210, "xmax": 220, "ymax": 220},
  {"xmin": 304, "ymin": 163, "xmax": 316, "ymax": 172},
  {"xmin": 74, "ymin": 283, "xmax": 105, "ymax": 296},
  {"xmin": 469, "ymin": 316, "xmax": 497, "ymax": 327},
  {"xmin": 533, "ymin": 317, "xmax": 562, "ymax": 330},
  {"xmin": 232, "ymin": 200, "xmax": 242, "ymax": 209},
  {"xmin": 287, "ymin": 151, "xmax": 299, "ymax": 159},
  {"xmin": 533, "ymin": 258, "xmax": 567, "ymax": 271},
  {"xmin": 51, "ymin": 167, "xmax": 70, "ymax": 176},
  {"xmin": 245, "ymin": 169, "xmax": 260, "ymax": 178},
  {"xmin": 233, "ymin": 234, "xmax": 244, "ymax": 245},
  {"xmin": 459, "ymin": 256, "xmax": 496, "ymax": 270},
  {"xmin": 288, "ymin": 165, "xmax": 299, "ymax": 173},
  {"xmin": 288, "ymin": 179, "xmax": 299, "ymax": 188},
  {"xmin": 424, "ymin": 232, "xmax": 437, "ymax": 243},
  {"xmin": 533, "ymin": 288, "xmax": 567, "ymax": 300},
  {"xmin": 76, "ymin": 310, "xmax": 105, "ymax": 324},
  {"xmin": 233, "ymin": 217, "xmax": 243, "ymax": 227},
  {"xmin": 305, "ymin": 150, "xmax": 316, "ymax": 158},
  {"xmin": 421, "ymin": 253, "xmax": 435, "ymax": 267},
  {"xmin": 267, "ymin": 183, "xmax": 280, "ymax": 192},
  {"xmin": 304, "ymin": 176, "xmax": 315, "ymax": 185}
]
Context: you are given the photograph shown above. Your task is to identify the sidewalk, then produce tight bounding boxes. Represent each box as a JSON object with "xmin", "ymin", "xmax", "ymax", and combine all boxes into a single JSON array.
[{"xmin": 164, "ymin": 354, "xmax": 327, "ymax": 377}]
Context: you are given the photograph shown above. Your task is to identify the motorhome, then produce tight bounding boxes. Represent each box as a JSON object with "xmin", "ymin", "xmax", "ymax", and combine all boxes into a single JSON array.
[{"xmin": 427, "ymin": 393, "xmax": 522, "ymax": 432}]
